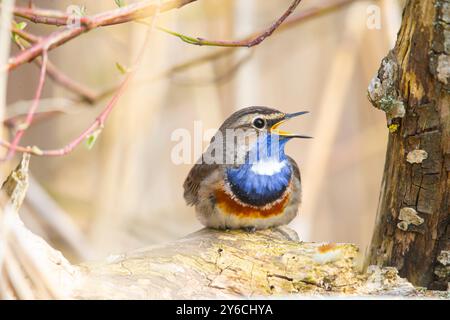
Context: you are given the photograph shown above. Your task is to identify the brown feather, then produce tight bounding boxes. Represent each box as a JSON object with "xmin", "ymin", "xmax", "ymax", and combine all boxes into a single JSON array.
[{"xmin": 183, "ymin": 161, "xmax": 218, "ymax": 206}]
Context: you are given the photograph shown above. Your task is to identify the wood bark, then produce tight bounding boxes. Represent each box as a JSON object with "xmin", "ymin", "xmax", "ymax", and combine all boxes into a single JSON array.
[
  {"xmin": 367, "ymin": 0, "xmax": 450, "ymax": 290},
  {"xmin": 73, "ymin": 227, "xmax": 419, "ymax": 299}
]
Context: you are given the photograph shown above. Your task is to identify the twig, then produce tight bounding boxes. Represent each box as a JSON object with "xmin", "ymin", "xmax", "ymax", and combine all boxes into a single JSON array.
[
  {"xmin": 14, "ymin": 0, "xmax": 302, "ymax": 48},
  {"xmin": 0, "ymin": 0, "xmax": 15, "ymax": 144},
  {"xmin": 5, "ymin": 0, "xmax": 197, "ymax": 71},
  {"xmin": 157, "ymin": 0, "xmax": 359, "ymax": 46},
  {"xmin": 11, "ymin": 24, "xmax": 103, "ymax": 103},
  {"xmin": 280, "ymin": 0, "xmax": 357, "ymax": 28},
  {"xmin": 4, "ymin": 50, "xmax": 47, "ymax": 160},
  {"xmin": 94, "ymin": 0, "xmax": 357, "ymax": 100},
  {"xmin": 8, "ymin": 0, "xmax": 355, "ymax": 102},
  {"xmin": 13, "ymin": 6, "xmax": 91, "ymax": 27},
  {"xmin": 155, "ymin": 0, "xmax": 302, "ymax": 47},
  {"xmin": 1, "ymin": 4, "xmax": 160, "ymax": 157},
  {"xmin": 11, "ymin": 25, "xmax": 40, "ymax": 43},
  {"xmin": 0, "ymin": 0, "xmax": 358, "ymax": 156}
]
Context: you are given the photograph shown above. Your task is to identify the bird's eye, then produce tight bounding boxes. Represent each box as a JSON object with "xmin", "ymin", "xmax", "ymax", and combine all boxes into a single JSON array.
[{"xmin": 252, "ymin": 117, "xmax": 266, "ymax": 129}]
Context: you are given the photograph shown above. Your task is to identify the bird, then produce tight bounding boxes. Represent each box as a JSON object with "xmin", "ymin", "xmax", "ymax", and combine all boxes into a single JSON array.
[{"xmin": 183, "ymin": 106, "xmax": 311, "ymax": 230}]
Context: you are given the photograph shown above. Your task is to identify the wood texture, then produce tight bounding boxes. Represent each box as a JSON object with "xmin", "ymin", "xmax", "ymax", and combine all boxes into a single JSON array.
[
  {"xmin": 74, "ymin": 227, "xmax": 419, "ymax": 299},
  {"xmin": 0, "ymin": 155, "xmax": 78, "ymax": 299},
  {"xmin": 75, "ymin": 228, "xmax": 361, "ymax": 299},
  {"xmin": 367, "ymin": 0, "xmax": 450, "ymax": 290}
]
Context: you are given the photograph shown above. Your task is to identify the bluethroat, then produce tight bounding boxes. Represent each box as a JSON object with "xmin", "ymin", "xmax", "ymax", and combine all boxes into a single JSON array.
[{"xmin": 183, "ymin": 106, "xmax": 311, "ymax": 230}]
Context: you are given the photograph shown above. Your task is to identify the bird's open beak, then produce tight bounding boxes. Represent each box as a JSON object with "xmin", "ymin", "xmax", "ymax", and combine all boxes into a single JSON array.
[{"xmin": 270, "ymin": 111, "xmax": 312, "ymax": 139}]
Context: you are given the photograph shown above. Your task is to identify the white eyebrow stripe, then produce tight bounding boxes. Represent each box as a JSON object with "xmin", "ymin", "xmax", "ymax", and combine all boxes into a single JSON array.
[{"xmin": 250, "ymin": 159, "xmax": 286, "ymax": 176}]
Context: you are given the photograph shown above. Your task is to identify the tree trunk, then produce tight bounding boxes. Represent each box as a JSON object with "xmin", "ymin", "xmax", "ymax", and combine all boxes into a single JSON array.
[{"xmin": 367, "ymin": 0, "xmax": 450, "ymax": 290}]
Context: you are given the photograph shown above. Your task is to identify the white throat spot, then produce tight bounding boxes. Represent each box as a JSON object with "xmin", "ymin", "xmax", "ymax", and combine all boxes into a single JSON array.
[{"xmin": 250, "ymin": 159, "xmax": 286, "ymax": 176}]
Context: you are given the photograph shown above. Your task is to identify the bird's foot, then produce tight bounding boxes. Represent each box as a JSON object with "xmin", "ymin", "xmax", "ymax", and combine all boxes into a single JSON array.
[{"xmin": 243, "ymin": 226, "xmax": 257, "ymax": 233}]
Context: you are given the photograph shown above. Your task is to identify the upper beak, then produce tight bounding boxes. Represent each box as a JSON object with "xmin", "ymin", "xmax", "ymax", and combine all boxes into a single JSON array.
[{"xmin": 270, "ymin": 111, "xmax": 312, "ymax": 139}]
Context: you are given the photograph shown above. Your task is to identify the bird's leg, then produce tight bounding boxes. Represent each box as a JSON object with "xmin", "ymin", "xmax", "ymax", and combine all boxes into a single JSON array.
[{"xmin": 244, "ymin": 226, "xmax": 257, "ymax": 233}]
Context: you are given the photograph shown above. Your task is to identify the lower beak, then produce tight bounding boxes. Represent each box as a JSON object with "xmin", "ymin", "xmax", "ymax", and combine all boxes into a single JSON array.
[{"xmin": 270, "ymin": 111, "xmax": 312, "ymax": 139}]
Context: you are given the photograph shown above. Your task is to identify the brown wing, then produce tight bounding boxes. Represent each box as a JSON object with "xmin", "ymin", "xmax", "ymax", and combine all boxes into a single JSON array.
[{"xmin": 183, "ymin": 160, "xmax": 219, "ymax": 206}]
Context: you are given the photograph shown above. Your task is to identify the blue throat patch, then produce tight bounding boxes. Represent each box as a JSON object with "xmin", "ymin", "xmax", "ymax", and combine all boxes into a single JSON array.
[{"xmin": 226, "ymin": 134, "xmax": 292, "ymax": 206}]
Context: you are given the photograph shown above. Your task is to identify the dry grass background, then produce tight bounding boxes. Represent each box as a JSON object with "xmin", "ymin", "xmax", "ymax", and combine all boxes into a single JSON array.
[{"xmin": 4, "ymin": 0, "xmax": 402, "ymax": 262}]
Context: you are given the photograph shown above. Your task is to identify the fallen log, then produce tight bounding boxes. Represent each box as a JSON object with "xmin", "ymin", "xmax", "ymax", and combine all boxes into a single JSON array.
[
  {"xmin": 74, "ymin": 227, "xmax": 416, "ymax": 299},
  {"xmin": 0, "ymin": 155, "xmax": 420, "ymax": 299}
]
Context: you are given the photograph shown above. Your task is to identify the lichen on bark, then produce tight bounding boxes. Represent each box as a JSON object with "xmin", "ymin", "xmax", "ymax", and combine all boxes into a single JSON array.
[
  {"xmin": 368, "ymin": 52, "xmax": 406, "ymax": 124},
  {"xmin": 430, "ymin": 0, "xmax": 450, "ymax": 88}
]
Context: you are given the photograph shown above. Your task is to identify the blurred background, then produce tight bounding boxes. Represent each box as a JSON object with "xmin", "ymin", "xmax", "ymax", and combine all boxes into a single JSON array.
[{"xmin": 5, "ymin": 0, "xmax": 404, "ymax": 262}]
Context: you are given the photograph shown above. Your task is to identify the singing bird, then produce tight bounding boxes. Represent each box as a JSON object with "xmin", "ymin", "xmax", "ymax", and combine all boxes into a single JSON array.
[{"xmin": 183, "ymin": 106, "xmax": 311, "ymax": 230}]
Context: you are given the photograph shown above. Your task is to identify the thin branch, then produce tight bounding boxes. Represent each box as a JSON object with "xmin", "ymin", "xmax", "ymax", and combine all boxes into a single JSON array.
[
  {"xmin": 7, "ymin": 0, "xmax": 355, "ymax": 97},
  {"xmin": 157, "ymin": 0, "xmax": 358, "ymax": 46},
  {"xmin": 97, "ymin": 0, "xmax": 357, "ymax": 98},
  {"xmin": 6, "ymin": 0, "xmax": 356, "ymax": 110},
  {"xmin": 12, "ymin": 26, "xmax": 98, "ymax": 103},
  {"xmin": 13, "ymin": 6, "xmax": 91, "ymax": 27},
  {"xmin": 1, "ymin": 4, "xmax": 160, "ymax": 157},
  {"xmin": 0, "ymin": 0, "xmax": 358, "ymax": 156},
  {"xmin": 155, "ymin": 0, "xmax": 302, "ymax": 47},
  {"xmin": 11, "ymin": 25, "xmax": 40, "ymax": 43},
  {"xmin": 4, "ymin": 0, "xmax": 197, "ymax": 72},
  {"xmin": 277, "ymin": 0, "xmax": 357, "ymax": 29},
  {"xmin": 0, "ymin": 140, "xmax": 43, "ymax": 156},
  {"xmin": 4, "ymin": 50, "xmax": 47, "ymax": 160},
  {"xmin": 0, "ymin": 0, "xmax": 15, "ymax": 145}
]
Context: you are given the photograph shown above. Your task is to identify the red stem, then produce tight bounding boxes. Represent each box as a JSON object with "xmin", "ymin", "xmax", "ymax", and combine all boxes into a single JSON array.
[
  {"xmin": 1, "ymin": 11, "xmax": 157, "ymax": 157},
  {"xmin": 215, "ymin": 0, "xmax": 303, "ymax": 48},
  {"xmin": 0, "ymin": 0, "xmax": 358, "ymax": 157},
  {"xmin": 5, "ymin": 0, "xmax": 196, "ymax": 72},
  {"xmin": 4, "ymin": 51, "xmax": 48, "ymax": 160},
  {"xmin": 11, "ymin": 26, "xmax": 98, "ymax": 103},
  {"xmin": 42, "ymin": 73, "xmax": 134, "ymax": 157}
]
